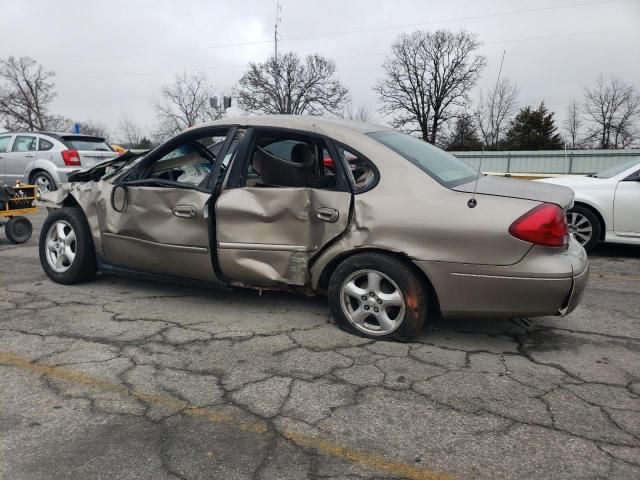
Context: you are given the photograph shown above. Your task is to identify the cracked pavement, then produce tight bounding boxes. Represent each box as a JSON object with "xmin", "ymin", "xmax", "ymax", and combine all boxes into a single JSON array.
[{"xmin": 1, "ymin": 211, "xmax": 639, "ymax": 479}]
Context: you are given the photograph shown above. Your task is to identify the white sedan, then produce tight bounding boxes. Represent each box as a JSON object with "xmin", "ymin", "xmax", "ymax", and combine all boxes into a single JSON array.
[{"xmin": 538, "ymin": 159, "xmax": 640, "ymax": 251}]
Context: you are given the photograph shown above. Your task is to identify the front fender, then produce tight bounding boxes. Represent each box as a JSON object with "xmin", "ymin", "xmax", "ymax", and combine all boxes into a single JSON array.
[
  {"xmin": 39, "ymin": 181, "xmax": 108, "ymax": 259},
  {"xmin": 572, "ymin": 194, "xmax": 611, "ymax": 231}
]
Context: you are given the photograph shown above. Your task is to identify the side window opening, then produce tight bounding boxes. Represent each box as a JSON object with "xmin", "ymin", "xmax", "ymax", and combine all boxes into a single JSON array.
[
  {"xmin": 38, "ymin": 138, "xmax": 54, "ymax": 151},
  {"xmin": 337, "ymin": 144, "xmax": 377, "ymax": 193},
  {"xmin": 245, "ymin": 134, "xmax": 339, "ymax": 190},
  {"xmin": 141, "ymin": 132, "xmax": 231, "ymax": 189},
  {"xmin": 12, "ymin": 135, "xmax": 36, "ymax": 152},
  {"xmin": 0, "ymin": 136, "xmax": 11, "ymax": 153}
]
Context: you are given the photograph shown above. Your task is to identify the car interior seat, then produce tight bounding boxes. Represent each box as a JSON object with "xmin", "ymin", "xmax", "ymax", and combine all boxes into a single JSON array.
[{"xmin": 253, "ymin": 143, "xmax": 315, "ymax": 187}]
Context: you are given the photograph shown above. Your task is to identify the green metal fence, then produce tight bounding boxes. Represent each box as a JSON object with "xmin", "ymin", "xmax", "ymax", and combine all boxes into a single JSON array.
[{"xmin": 452, "ymin": 149, "xmax": 640, "ymax": 174}]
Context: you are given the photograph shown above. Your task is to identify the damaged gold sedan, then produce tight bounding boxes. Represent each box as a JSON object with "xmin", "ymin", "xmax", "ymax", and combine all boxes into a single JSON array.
[{"xmin": 39, "ymin": 116, "xmax": 589, "ymax": 340}]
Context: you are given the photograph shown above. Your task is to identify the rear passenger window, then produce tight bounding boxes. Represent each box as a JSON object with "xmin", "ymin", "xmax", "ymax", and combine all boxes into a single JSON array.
[
  {"xmin": 337, "ymin": 145, "xmax": 378, "ymax": 193},
  {"xmin": 12, "ymin": 136, "xmax": 36, "ymax": 152},
  {"xmin": 39, "ymin": 139, "xmax": 54, "ymax": 151},
  {"xmin": 0, "ymin": 136, "xmax": 11, "ymax": 152},
  {"xmin": 245, "ymin": 134, "xmax": 339, "ymax": 190}
]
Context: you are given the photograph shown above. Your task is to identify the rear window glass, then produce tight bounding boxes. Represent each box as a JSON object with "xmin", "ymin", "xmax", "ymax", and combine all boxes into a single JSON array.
[
  {"xmin": 62, "ymin": 137, "xmax": 112, "ymax": 152},
  {"xmin": 368, "ymin": 130, "xmax": 477, "ymax": 188}
]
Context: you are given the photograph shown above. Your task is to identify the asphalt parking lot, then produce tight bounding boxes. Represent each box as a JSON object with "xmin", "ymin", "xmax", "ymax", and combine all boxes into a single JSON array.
[{"xmin": 1, "ymin": 210, "xmax": 639, "ymax": 480}]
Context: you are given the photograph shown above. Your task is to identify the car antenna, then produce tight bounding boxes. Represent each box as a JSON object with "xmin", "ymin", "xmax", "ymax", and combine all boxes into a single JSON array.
[
  {"xmin": 468, "ymin": 50, "xmax": 506, "ymax": 210},
  {"xmin": 467, "ymin": 158, "xmax": 482, "ymax": 208}
]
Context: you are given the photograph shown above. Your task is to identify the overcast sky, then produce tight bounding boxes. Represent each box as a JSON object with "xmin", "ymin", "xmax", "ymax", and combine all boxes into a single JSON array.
[{"xmin": 1, "ymin": 0, "xmax": 639, "ymax": 139}]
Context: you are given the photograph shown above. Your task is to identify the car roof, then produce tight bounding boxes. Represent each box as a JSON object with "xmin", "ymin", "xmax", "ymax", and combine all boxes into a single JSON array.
[
  {"xmin": 1, "ymin": 131, "xmax": 106, "ymax": 140},
  {"xmin": 199, "ymin": 115, "xmax": 392, "ymax": 137}
]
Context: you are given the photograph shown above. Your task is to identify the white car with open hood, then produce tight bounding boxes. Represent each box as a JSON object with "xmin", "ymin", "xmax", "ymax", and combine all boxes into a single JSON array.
[{"xmin": 538, "ymin": 159, "xmax": 640, "ymax": 251}]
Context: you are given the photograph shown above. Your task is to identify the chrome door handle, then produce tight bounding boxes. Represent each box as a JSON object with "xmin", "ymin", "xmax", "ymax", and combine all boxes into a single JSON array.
[
  {"xmin": 25, "ymin": 154, "xmax": 35, "ymax": 158},
  {"xmin": 316, "ymin": 207, "xmax": 339, "ymax": 223},
  {"xmin": 172, "ymin": 205, "xmax": 197, "ymax": 218}
]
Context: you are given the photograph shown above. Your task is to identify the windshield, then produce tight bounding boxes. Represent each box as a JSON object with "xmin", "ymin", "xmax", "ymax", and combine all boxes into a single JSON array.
[
  {"xmin": 593, "ymin": 159, "xmax": 640, "ymax": 179},
  {"xmin": 102, "ymin": 155, "xmax": 146, "ymax": 180},
  {"xmin": 367, "ymin": 131, "xmax": 477, "ymax": 188}
]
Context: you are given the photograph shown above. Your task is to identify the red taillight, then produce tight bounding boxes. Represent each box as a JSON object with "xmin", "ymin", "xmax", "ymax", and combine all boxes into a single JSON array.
[
  {"xmin": 509, "ymin": 203, "xmax": 569, "ymax": 248},
  {"xmin": 61, "ymin": 149, "xmax": 81, "ymax": 166}
]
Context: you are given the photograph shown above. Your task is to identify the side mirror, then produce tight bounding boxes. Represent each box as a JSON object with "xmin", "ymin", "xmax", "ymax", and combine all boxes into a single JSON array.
[{"xmin": 110, "ymin": 185, "xmax": 128, "ymax": 212}]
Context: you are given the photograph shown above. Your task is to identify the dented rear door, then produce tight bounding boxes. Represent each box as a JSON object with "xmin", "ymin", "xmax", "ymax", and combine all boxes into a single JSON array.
[{"xmin": 215, "ymin": 187, "xmax": 351, "ymax": 286}]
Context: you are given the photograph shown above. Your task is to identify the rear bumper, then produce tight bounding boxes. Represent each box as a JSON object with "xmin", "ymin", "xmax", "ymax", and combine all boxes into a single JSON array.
[
  {"xmin": 559, "ymin": 261, "xmax": 589, "ymax": 315},
  {"xmin": 415, "ymin": 237, "xmax": 589, "ymax": 318}
]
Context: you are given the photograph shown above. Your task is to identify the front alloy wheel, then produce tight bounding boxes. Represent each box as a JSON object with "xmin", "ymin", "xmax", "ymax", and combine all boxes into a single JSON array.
[
  {"xmin": 39, "ymin": 207, "xmax": 97, "ymax": 284},
  {"xmin": 567, "ymin": 211, "xmax": 593, "ymax": 246},
  {"xmin": 566, "ymin": 205, "xmax": 601, "ymax": 252},
  {"xmin": 45, "ymin": 220, "xmax": 77, "ymax": 272}
]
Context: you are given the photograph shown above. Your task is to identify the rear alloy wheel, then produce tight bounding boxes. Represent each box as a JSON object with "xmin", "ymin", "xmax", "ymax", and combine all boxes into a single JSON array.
[
  {"xmin": 32, "ymin": 171, "xmax": 56, "ymax": 195},
  {"xmin": 328, "ymin": 252, "xmax": 428, "ymax": 341},
  {"xmin": 39, "ymin": 207, "xmax": 97, "ymax": 284},
  {"xmin": 567, "ymin": 205, "xmax": 601, "ymax": 252},
  {"xmin": 5, "ymin": 216, "xmax": 33, "ymax": 243}
]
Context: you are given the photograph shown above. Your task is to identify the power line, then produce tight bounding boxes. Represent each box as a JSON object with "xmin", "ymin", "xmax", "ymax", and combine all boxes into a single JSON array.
[
  {"xmin": 45, "ymin": 0, "xmax": 632, "ymax": 66},
  {"xmin": 281, "ymin": 0, "xmax": 635, "ymax": 44}
]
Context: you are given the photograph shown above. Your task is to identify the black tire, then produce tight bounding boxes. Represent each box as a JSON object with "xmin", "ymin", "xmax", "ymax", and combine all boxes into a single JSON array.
[
  {"xmin": 31, "ymin": 170, "xmax": 56, "ymax": 194},
  {"xmin": 328, "ymin": 252, "xmax": 428, "ymax": 341},
  {"xmin": 568, "ymin": 205, "xmax": 602, "ymax": 252},
  {"xmin": 39, "ymin": 207, "xmax": 97, "ymax": 284},
  {"xmin": 5, "ymin": 216, "xmax": 32, "ymax": 243}
]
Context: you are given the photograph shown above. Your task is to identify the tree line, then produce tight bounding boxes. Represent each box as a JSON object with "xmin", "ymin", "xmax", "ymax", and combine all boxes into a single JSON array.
[{"xmin": 0, "ymin": 28, "xmax": 638, "ymax": 150}]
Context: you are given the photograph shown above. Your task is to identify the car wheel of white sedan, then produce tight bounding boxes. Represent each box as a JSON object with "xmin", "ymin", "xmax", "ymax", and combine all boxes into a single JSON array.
[{"xmin": 567, "ymin": 205, "xmax": 601, "ymax": 252}]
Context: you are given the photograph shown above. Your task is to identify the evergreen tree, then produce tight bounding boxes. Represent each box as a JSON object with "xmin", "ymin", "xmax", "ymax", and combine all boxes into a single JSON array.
[
  {"xmin": 503, "ymin": 103, "xmax": 563, "ymax": 150},
  {"xmin": 445, "ymin": 114, "xmax": 483, "ymax": 151}
]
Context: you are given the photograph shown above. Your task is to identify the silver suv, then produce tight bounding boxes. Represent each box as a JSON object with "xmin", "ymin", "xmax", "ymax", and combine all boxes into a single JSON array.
[{"xmin": 0, "ymin": 132, "xmax": 119, "ymax": 193}]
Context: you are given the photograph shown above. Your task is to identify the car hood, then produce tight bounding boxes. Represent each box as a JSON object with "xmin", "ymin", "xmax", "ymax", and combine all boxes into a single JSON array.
[
  {"xmin": 536, "ymin": 175, "xmax": 601, "ymax": 188},
  {"xmin": 454, "ymin": 175, "xmax": 574, "ymax": 209},
  {"xmin": 66, "ymin": 150, "xmax": 148, "ymax": 183}
]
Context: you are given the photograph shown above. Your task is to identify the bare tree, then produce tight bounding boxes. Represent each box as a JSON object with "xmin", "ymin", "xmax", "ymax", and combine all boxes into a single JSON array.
[
  {"xmin": 375, "ymin": 29, "xmax": 486, "ymax": 144},
  {"xmin": 341, "ymin": 103, "xmax": 374, "ymax": 123},
  {"xmin": 563, "ymin": 99, "xmax": 582, "ymax": 149},
  {"xmin": 45, "ymin": 115, "xmax": 73, "ymax": 132},
  {"xmin": 153, "ymin": 71, "xmax": 221, "ymax": 141},
  {"xmin": 584, "ymin": 75, "xmax": 640, "ymax": 149},
  {"xmin": 236, "ymin": 52, "xmax": 349, "ymax": 115},
  {"xmin": 117, "ymin": 113, "xmax": 143, "ymax": 146},
  {"xmin": 0, "ymin": 56, "xmax": 57, "ymax": 131},
  {"xmin": 474, "ymin": 78, "xmax": 519, "ymax": 150}
]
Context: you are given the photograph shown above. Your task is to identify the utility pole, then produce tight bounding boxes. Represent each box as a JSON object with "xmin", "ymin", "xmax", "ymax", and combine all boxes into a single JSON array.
[{"xmin": 274, "ymin": 0, "xmax": 282, "ymax": 62}]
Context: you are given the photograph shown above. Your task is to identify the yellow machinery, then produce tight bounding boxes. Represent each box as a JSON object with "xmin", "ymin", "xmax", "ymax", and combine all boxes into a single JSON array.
[{"xmin": 0, "ymin": 183, "xmax": 37, "ymax": 243}]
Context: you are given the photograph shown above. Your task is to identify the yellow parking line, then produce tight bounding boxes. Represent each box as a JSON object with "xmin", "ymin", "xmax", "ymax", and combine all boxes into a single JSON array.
[
  {"xmin": 595, "ymin": 273, "xmax": 640, "ymax": 282},
  {"xmin": 0, "ymin": 351, "xmax": 454, "ymax": 480}
]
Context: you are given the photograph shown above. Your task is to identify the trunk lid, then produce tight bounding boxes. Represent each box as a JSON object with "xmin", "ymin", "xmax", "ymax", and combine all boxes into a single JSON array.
[{"xmin": 454, "ymin": 175, "xmax": 574, "ymax": 210}]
